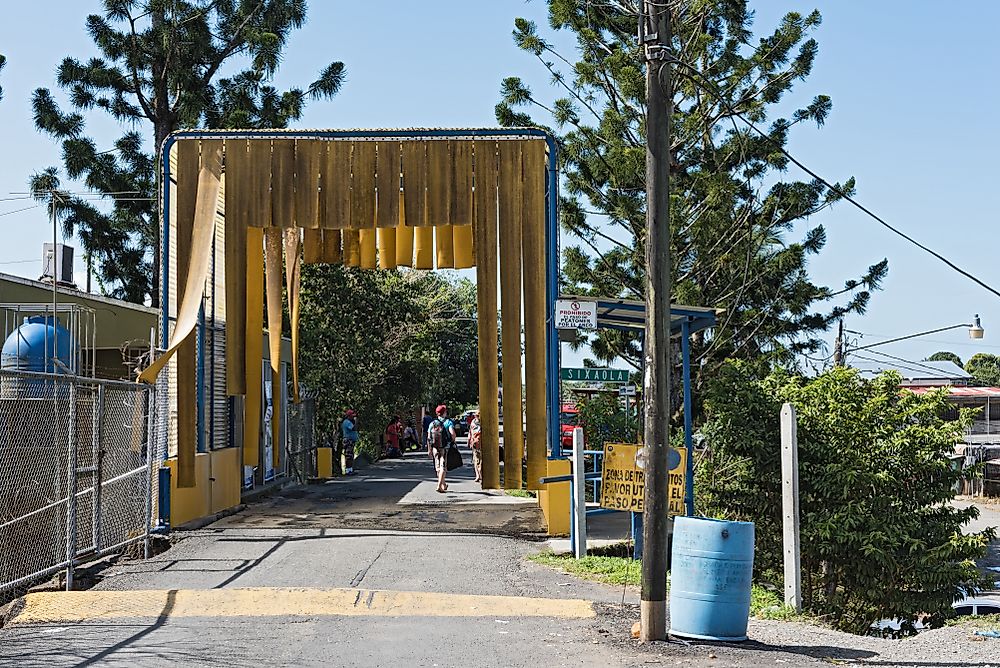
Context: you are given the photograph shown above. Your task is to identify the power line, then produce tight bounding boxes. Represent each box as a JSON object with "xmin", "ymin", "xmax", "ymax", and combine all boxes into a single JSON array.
[
  {"xmin": 0, "ymin": 204, "xmax": 42, "ymax": 217},
  {"xmin": 669, "ymin": 58, "xmax": 1000, "ymax": 301},
  {"xmin": 857, "ymin": 348, "xmax": 958, "ymax": 378}
]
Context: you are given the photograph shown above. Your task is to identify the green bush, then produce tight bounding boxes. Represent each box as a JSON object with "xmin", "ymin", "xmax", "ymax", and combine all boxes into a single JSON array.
[{"xmin": 699, "ymin": 362, "xmax": 995, "ymax": 634}]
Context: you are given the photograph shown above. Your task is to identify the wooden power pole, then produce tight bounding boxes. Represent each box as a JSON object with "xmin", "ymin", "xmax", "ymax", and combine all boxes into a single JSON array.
[{"xmin": 640, "ymin": 0, "xmax": 672, "ymax": 642}]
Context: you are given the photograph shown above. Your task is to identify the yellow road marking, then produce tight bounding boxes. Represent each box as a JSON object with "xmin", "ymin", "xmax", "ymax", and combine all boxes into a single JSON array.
[{"xmin": 9, "ymin": 587, "xmax": 594, "ymax": 625}]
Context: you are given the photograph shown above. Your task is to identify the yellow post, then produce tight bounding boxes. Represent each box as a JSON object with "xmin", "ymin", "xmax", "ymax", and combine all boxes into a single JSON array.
[
  {"xmin": 498, "ymin": 140, "xmax": 524, "ymax": 489},
  {"xmin": 522, "ymin": 141, "xmax": 548, "ymax": 491}
]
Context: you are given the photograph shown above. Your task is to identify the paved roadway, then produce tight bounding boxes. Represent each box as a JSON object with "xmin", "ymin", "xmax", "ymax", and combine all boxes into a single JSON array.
[{"xmin": 0, "ymin": 450, "xmax": 632, "ymax": 667}]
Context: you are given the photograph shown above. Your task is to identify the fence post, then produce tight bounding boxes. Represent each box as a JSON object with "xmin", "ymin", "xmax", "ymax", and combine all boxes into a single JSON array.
[
  {"xmin": 571, "ymin": 427, "xmax": 587, "ymax": 558},
  {"xmin": 65, "ymin": 380, "xmax": 78, "ymax": 591},
  {"xmin": 92, "ymin": 384, "xmax": 105, "ymax": 554},
  {"xmin": 145, "ymin": 384, "xmax": 156, "ymax": 559},
  {"xmin": 780, "ymin": 402, "xmax": 802, "ymax": 612}
]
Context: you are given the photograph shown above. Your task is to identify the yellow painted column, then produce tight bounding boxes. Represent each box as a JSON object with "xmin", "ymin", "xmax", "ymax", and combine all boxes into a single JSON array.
[
  {"xmin": 521, "ymin": 141, "xmax": 547, "ymax": 491},
  {"xmin": 244, "ymin": 227, "xmax": 264, "ymax": 469},
  {"xmin": 474, "ymin": 140, "xmax": 500, "ymax": 489},
  {"xmin": 498, "ymin": 140, "xmax": 524, "ymax": 489}
]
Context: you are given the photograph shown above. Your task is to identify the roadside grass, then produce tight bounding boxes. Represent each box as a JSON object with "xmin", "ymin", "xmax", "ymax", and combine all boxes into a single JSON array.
[
  {"xmin": 504, "ymin": 489, "xmax": 536, "ymax": 498},
  {"xmin": 528, "ymin": 548, "xmax": 809, "ymax": 620}
]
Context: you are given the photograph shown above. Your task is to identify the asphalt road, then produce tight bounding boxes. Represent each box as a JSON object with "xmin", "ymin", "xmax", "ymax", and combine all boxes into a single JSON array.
[{"xmin": 4, "ymin": 452, "xmax": 981, "ymax": 667}]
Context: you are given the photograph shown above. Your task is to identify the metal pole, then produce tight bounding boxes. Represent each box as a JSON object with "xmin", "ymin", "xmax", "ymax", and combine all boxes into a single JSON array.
[
  {"xmin": 92, "ymin": 384, "xmax": 105, "ymax": 553},
  {"xmin": 640, "ymin": 0, "xmax": 672, "ymax": 642},
  {"xmin": 145, "ymin": 384, "xmax": 157, "ymax": 559},
  {"xmin": 780, "ymin": 403, "xmax": 802, "ymax": 612},
  {"xmin": 65, "ymin": 380, "xmax": 78, "ymax": 591},
  {"xmin": 50, "ymin": 193, "xmax": 58, "ymax": 372},
  {"xmin": 571, "ymin": 427, "xmax": 587, "ymax": 558},
  {"xmin": 681, "ymin": 318, "xmax": 694, "ymax": 517}
]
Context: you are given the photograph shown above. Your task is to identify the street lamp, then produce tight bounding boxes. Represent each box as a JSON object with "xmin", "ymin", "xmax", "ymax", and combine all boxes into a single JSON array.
[{"xmin": 845, "ymin": 315, "xmax": 985, "ymax": 356}]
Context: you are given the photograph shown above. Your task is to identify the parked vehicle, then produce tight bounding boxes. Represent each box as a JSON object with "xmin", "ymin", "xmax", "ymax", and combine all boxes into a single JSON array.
[{"xmin": 560, "ymin": 404, "xmax": 581, "ymax": 450}]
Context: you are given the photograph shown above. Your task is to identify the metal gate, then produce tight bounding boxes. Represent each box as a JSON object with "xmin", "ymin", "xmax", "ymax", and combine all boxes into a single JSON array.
[
  {"xmin": 0, "ymin": 369, "xmax": 160, "ymax": 595},
  {"xmin": 286, "ymin": 398, "xmax": 316, "ymax": 483}
]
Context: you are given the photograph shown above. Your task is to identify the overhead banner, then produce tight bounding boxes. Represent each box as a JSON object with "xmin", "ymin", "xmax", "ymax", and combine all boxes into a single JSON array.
[{"xmin": 555, "ymin": 299, "xmax": 597, "ymax": 330}]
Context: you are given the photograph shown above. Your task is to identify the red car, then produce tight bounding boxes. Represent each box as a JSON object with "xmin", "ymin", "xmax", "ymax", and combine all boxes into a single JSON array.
[{"xmin": 560, "ymin": 404, "xmax": 583, "ymax": 450}]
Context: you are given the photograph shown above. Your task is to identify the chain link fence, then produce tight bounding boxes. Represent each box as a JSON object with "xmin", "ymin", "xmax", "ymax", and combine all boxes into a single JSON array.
[
  {"xmin": 0, "ymin": 369, "xmax": 159, "ymax": 596},
  {"xmin": 286, "ymin": 398, "xmax": 316, "ymax": 483}
]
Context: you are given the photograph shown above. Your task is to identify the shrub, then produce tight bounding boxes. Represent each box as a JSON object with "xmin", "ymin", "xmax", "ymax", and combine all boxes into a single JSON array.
[{"xmin": 698, "ymin": 362, "xmax": 995, "ymax": 634}]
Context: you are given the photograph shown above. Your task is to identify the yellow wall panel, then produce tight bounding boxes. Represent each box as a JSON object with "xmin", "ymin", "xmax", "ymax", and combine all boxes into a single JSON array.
[{"xmin": 209, "ymin": 448, "xmax": 242, "ymax": 515}]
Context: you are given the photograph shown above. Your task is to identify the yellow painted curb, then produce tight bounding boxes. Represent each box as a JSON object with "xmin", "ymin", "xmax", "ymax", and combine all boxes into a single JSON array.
[{"xmin": 9, "ymin": 587, "xmax": 595, "ymax": 625}]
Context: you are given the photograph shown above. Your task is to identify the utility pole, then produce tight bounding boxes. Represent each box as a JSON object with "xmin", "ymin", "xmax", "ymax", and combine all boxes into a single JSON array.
[
  {"xmin": 833, "ymin": 319, "xmax": 844, "ymax": 367},
  {"xmin": 640, "ymin": 0, "xmax": 672, "ymax": 642}
]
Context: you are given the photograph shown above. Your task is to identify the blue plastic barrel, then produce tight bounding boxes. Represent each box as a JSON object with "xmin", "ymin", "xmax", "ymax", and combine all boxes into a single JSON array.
[{"xmin": 669, "ymin": 516, "xmax": 755, "ymax": 641}]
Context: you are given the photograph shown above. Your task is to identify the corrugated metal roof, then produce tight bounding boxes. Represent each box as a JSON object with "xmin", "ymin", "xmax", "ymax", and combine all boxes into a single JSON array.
[{"xmin": 904, "ymin": 386, "xmax": 1000, "ymax": 397}]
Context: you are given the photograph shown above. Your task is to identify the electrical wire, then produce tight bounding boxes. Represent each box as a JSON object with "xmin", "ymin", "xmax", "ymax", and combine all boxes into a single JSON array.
[
  {"xmin": 668, "ymin": 58, "xmax": 1000, "ymax": 301},
  {"xmin": 0, "ymin": 204, "xmax": 42, "ymax": 217},
  {"xmin": 856, "ymin": 348, "xmax": 958, "ymax": 378}
]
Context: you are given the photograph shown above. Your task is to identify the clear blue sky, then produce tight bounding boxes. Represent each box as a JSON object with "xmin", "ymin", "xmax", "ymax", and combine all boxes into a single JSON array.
[{"xmin": 0, "ymin": 1, "xmax": 998, "ymax": 370}]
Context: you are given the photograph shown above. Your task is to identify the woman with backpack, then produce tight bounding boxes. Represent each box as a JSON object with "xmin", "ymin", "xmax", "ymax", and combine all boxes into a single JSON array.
[{"xmin": 427, "ymin": 404, "xmax": 457, "ymax": 493}]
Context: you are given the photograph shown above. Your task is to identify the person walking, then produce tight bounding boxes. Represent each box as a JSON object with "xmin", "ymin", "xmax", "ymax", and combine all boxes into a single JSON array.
[
  {"xmin": 469, "ymin": 409, "xmax": 483, "ymax": 483},
  {"xmin": 341, "ymin": 409, "xmax": 359, "ymax": 475},
  {"xmin": 384, "ymin": 416, "xmax": 403, "ymax": 458},
  {"xmin": 426, "ymin": 404, "xmax": 457, "ymax": 493}
]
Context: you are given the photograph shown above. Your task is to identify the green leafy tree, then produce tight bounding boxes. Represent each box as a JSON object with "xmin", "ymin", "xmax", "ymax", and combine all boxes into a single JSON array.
[
  {"xmin": 927, "ymin": 351, "xmax": 963, "ymax": 367},
  {"xmin": 497, "ymin": 1, "xmax": 886, "ymax": 389},
  {"xmin": 965, "ymin": 352, "xmax": 1000, "ymax": 386},
  {"xmin": 30, "ymin": 1, "xmax": 345, "ymax": 304},
  {"xmin": 699, "ymin": 362, "xmax": 994, "ymax": 634},
  {"xmin": 298, "ymin": 266, "xmax": 479, "ymax": 449}
]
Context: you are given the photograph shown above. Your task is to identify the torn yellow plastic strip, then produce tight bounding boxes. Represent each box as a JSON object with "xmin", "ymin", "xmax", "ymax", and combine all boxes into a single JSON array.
[
  {"xmin": 322, "ymin": 141, "xmax": 351, "ymax": 229},
  {"xmin": 224, "ymin": 169, "xmax": 248, "ymax": 396},
  {"xmin": 375, "ymin": 141, "xmax": 401, "ymax": 228},
  {"xmin": 138, "ymin": 142, "xmax": 223, "ymax": 388},
  {"xmin": 174, "ymin": 140, "xmax": 200, "ymax": 489},
  {"xmin": 264, "ymin": 227, "xmax": 283, "ymax": 468},
  {"xmin": 283, "ymin": 228, "xmax": 301, "ymax": 403},
  {"xmin": 247, "ymin": 140, "xmax": 272, "ymax": 228},
  {"xmin": 401, "ymin": 141, "xmax": 426, "ymax": 226}
]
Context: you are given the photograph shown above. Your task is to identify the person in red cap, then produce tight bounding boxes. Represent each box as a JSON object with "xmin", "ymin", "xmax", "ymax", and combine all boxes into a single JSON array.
[
  {"xmin": 426, "ymin": 404, "xmax": 457, "ymax": 492},
  {"xmin": 341, "ymin": 409, "xmax": 359, "ymax": 475}
]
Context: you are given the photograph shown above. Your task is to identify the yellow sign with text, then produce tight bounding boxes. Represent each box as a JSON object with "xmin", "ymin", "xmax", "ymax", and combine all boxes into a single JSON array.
[{"xmin": 600, "ymin": 443, "xmax": 686, "ymax": 515}]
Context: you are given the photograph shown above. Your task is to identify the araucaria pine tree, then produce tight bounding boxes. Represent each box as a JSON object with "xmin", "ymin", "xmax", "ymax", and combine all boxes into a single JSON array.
[
  {"xmin": 31, "ymin": 1, "xmax": 345, "ymax": 304},
  {"xmin": 498, "ymin": 1, "xmax": 888, "ymax": 389}
]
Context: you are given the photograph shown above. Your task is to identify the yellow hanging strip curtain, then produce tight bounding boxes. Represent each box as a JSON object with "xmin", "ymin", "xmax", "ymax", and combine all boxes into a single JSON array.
[
  {"xmin": 244, "ymin": 227, "xmax": 264, "ymax": 469},
  {"xmin": 224, "ymin": 140, "xmax": 248, "ymax": 396},
  {"xmin": 498, "ymin": 140, "xmax": 524, "ymax": 490},
  {"xmin": 264, "ymin": 228, "xmax": 283, "ymax": 468},
  {"xmin": 474, "ymin": 139, "xmax": 500, "ymax": 489},
  {"xmin": 284, "ymin": 228, "xmax": 302, "ymax": 403},
  {"xmin": 521, "ymin": 141, "xmax": 548, "ymax": 491}
]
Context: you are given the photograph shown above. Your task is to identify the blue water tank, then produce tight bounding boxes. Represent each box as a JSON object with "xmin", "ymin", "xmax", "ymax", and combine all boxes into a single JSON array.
[
  {"xmin": 669, "ymin": 516, "xmax": 755, "ymax": 641},
  {"xmin": 1, "ymin": 315, "xmax": 74, "ymax": 373}
]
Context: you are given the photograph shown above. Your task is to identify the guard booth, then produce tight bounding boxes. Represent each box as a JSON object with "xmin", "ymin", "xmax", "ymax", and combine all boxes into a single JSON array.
[
  {"xmin": 541, "ymin": 297, "xmax": 719, "ymax": 545},
  {"xmin": 140, "ymin": 128, "xmax": 570, "ymax": 528}
]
